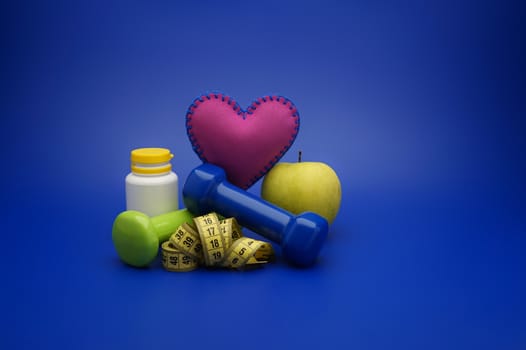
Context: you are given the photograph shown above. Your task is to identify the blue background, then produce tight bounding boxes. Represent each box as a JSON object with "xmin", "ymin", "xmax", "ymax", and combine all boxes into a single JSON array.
[{"xmin": 1, "ymin": 0, "xmax": 525, "ymax": 349}]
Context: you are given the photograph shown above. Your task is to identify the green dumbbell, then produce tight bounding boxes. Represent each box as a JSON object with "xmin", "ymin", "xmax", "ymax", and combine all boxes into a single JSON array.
[{"xmin": 112, "ymin": 209, "xmax": 194, "ymax": 267}]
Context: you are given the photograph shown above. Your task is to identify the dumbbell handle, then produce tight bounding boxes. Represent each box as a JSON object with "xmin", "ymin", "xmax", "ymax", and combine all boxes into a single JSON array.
[
  {"xmin": 210, "ymin": 182, "xmax": 292, "ymax": 243},
  {"xmin": 151, "ymin": 209, "xmax": 194, "ymax": 242}
]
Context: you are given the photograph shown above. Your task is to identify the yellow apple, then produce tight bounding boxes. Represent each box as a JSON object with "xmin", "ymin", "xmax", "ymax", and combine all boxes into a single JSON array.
[{"xmin": 261, "ymin": 161, "xmax": 341, "ymax": 224}]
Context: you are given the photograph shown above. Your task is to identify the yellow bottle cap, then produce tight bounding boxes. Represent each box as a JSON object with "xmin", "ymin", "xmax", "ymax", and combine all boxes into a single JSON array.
[{"xmin": 130, "ymin": 148, "xmax": 173, "ymax": 164}]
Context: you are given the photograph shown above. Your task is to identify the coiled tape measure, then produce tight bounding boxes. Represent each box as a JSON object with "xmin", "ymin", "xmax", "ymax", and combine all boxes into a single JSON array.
[{"xmin": 162, "ymin": 212, "xmax": 274, "ymax": 271}]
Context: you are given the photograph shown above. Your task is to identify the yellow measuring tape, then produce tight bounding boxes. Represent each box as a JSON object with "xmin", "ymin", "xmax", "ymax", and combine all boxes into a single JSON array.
[{"xmin": 162, "ymin": 212, "xmax": 274, "ymax": 271}]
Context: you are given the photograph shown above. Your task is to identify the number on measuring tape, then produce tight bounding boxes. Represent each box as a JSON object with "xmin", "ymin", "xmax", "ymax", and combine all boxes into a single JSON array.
[
  {"xmin": 161, "ymin": 241, "xmax": 198, "ymax": 272},
  {"xmin": 183, "ymin": 236, "xmax": 194, "ymax": 247},
  {"xmin": 169, "ymin": 223, "xmax": 204, "ymax": 263},
  {"xmin": 194, "ymin": 213, "xmax": 226, "ymax": 266}
]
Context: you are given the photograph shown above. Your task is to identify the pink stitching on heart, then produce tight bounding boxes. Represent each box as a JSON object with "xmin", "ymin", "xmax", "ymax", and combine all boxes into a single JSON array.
[{"xmin": 186, "ymin": 93, "xmax": 300, "ymax": 189}]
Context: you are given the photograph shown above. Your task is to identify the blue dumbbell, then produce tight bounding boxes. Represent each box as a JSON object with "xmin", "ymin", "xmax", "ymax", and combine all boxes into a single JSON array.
[{"xmin": 182, "ymin": 163, "xmax": 328, "ymax": 266}]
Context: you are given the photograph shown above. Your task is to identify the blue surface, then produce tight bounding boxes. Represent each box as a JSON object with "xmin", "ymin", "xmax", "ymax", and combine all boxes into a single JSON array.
[{"xmin": 1, "ymin": 0, "xmax": 525, "ymax": 349}]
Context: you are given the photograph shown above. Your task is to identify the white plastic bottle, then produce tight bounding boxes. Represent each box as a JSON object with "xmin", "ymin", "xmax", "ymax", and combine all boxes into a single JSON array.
[{"xmin": 125, "ymin": 148, "xmax": 179, "ymax": 217}]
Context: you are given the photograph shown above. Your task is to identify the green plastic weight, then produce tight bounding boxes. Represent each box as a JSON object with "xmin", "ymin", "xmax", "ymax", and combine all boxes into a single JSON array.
[{"xmin": 112, "ymin": 209, "xmax": 194, "ymax": 267}]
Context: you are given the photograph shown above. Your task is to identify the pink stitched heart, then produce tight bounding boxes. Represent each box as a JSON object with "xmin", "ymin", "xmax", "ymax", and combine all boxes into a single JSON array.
[{"xmin": 186, "ymin": 93, "xmax": 300, "ymax": 189}]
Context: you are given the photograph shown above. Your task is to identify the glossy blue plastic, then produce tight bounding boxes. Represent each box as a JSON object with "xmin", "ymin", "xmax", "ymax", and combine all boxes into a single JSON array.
[{"xmin": 182, "ymin": 163, "xmax": 329, "ymax": 266}]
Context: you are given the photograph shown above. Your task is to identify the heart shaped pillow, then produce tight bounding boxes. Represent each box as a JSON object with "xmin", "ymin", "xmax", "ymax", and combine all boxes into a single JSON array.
[{"xmin": 186, "ymin": 93, "xmax": 300, "ymax": 189}]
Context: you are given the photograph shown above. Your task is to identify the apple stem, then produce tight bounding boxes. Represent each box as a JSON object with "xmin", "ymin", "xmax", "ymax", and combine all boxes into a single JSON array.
[{"xmin": 298, "ymin": 150, "xmax": 302, "ymax": 163}]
